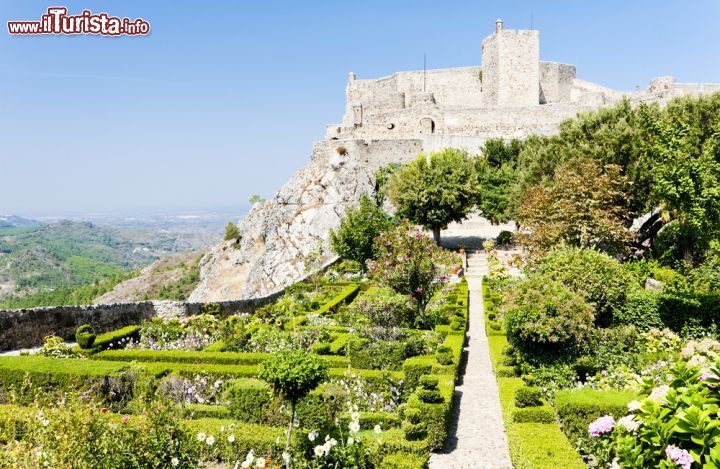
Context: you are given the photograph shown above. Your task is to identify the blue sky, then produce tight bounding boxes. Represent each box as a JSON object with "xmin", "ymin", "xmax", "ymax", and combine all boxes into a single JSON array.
[{"xmin": 1, "ymin": 0, "xmax": 719, "ymax": 216}]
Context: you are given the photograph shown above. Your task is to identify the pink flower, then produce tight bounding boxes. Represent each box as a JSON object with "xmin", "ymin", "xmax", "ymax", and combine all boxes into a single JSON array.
[
  {"xmin": 699, "ymin": 372, "xmax": 719, "ymax": 387},
  {"xmin": 416, "ymin": 287, "xmax": 423, "ymax": 295},
  {"xmin": 665, "ymin": 445, "xmax": 692, "ymax": 469},
  {"xmin": 122, "ymin": 415, "xmax": 129, "ymax": 424},
  {"xmin": 588, "ymin": 415, "xmax": 615, "ymax": 437}
]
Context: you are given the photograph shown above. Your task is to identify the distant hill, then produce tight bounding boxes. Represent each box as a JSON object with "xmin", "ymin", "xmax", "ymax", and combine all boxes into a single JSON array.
[
  {"xmin": 0, "ymin": 220, "xmax": 205, "ymax": 301},
  {"xmin": 93, "ymin": 251, "xmax": 203, "ymax": 304},
  {"xmin": 0, "ymin": 215, "xmax": 43, "ymax": 228}
]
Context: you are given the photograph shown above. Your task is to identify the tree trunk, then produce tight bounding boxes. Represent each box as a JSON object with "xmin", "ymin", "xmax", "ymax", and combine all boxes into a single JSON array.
[
  {"xmin": 285, "ymin": 403, "xmax": 295, "ymax": 469},
  {"xmin": 432, "ymin": 226, "xmax": 441, "ymax": 246},
  {"xmin": 680, "ymin": 225, "xmax": 697, "ymax": 266},
  {"xmin": 418, "ymin": 300, "xmax": 426, "ymax": 327}
]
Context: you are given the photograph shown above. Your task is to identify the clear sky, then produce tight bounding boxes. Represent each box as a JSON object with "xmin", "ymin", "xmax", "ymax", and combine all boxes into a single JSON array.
[{"xmin": 1, "ymin": 0, "xmax": 719, "ymax": 216}]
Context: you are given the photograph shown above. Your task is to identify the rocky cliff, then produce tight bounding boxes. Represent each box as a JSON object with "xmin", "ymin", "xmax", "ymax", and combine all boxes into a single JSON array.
[{"xmin": 189, "ymin": 139, "xmax": 423, "ymax": 301}]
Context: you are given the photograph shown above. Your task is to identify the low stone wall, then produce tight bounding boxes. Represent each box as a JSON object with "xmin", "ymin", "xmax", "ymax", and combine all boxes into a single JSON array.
[
  {"xmin": 0, "ymin": 302, "xmax": 155, "ymax": 351},
  {"xmin": 0, "ymin": 291, "xmax": 284, "ymax": 351}
]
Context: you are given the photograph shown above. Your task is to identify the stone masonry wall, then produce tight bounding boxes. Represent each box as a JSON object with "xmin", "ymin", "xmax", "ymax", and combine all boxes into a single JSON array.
[{"xmin": 0, "ymin": 292, "xmax": 283, "ymax": 351}]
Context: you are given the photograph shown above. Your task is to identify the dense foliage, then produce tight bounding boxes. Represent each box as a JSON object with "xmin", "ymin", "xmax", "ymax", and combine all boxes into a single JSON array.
[
  {"xmin": 368, "ymin": 223, "xmax": 459, "ymax": 326},
  {"xmin": 330, "ymin": 195, "xmax": 393, "ymax": 269},
  {"xmin": 475, "ymin": 138, "xmax": 522, "ymax": 224},
  {"xmin": 516, "ymin": 158, "xmax": 632, "ymax": 256},
  {"xmin": 387, "ymin": 149, "xmax": 478, "ymax": 244},
  {"xmin": 504, "ymin": 276, "xmax": 595, "ymax": 356}
]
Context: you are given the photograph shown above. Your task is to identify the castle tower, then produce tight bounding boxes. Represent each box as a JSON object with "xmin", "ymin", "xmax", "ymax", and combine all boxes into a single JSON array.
[{"xmin": 481, "ymin": 19, "xmax": 540, "ymax": 106}]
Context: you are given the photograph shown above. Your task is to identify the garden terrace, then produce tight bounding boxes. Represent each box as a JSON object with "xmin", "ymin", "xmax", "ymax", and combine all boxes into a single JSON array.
[
  {"xmin": 482, "ymin": 240, "xmax": 720, "ymax": 468},
  {"xmin": 0, "ymin": 273, "xmax": 470, "ymax": 467}
]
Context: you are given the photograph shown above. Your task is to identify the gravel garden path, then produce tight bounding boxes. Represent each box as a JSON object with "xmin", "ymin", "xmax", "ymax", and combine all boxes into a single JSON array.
[{"xmin": 429, "ymin": 246, "xmax": 512, "ymax": 468}]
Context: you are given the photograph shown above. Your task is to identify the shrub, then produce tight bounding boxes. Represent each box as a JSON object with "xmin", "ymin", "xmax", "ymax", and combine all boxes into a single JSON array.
[
  {"xmin": 418, "ymin": 375, "xmax": 439, "ymax": 390},
  {"xmin": 348, "ymin": 339, "xmax": 407, "ymax": 371},
  {"xmin": 37, "ymin": 336, "xmax": 79, "ymax": 359},
  {"xmin": 614, "ymin": 289, "xmax": 662, "ymax": 330},
  {"xmin": 346, "ymin": 287, "xmax": 415, "ymax": 328},
  {"xmin": 314, "ymin": 284, "xmax": 361, "ymax": 315},
  {"xmin": 588, "ymin": 361, "xmax": 720, "ymax": 468},
  {"xmin": 450, "ymin": 318, "xmax": 464, "ymax": 331},
  {"xmin": 223, "ymin": 221, "xmax": 239, "ymax": 241},
  {"xmin": 380, "ymin": 452, "xmax": 429, "ymax": 468},
  {"xmin": 555, "ymin": 387, "xmax": 637, "ymax": 447},
  {"xmin": 225, "ymin": 378, "xmax": 279, "ymax": 425},
  {"xmin": 572, "ymin": 356, "xmax": 599, "ymax": 382},
  {"xmin": 402, "ymin": 357, "xmax": 433, "ymax": 391},
  {"xmin": 657, "ymin": 291, "xmax": 720, "ymax": 336},
  {"xmin": 496, "ymin": 230, "xmax": 513, "ymax": 245},
  {"xmin": 92, "ymin": 326, "xmax": 142, "ymax": 352},
  {"xmin": 368, "ymin": 222, "xmax": 459, "ymax": 326},
  {"xmin": 504, "ymin": 276, "xmax": 594, "ymax": 357},
  {"xmin": 512, "ymin": 406, "xmax": 556, "ymax": 423},
  {"xmin": 416, "ymin": 374, "xmax": 443, "ymax": 404},
  {"xmin": 534, "ymin": 247, "xmax": 634, "ymax": 325},
  {"xmin": 514, "ymin": 386, "xmax": 543, "ymax": 408},
  {"xmin": 329, "ymin": 195, "xmax": 393, "ymax": 268},
  {"xmin": 435, "ymin": 351, "xmax": 453, "ymax": 365},
  {"xmin": 75, "ymin": 324, "xmax": 97, "ymax": 350},
  {"xmin": 496, "ymin": 366, "xmax": 518, "ymax": 378},
  {"xmin": 401, "ymin": 406, "xmax": 427, "ymax": 441},
  {"xmin": 416, "ymin": 389, "xmax": 443, "ymax": 404},
  {"xmin": 311, "ymin": 342, "xmax": 331, "ymax": 354},
  {"xmin": 0, "ymin": 401, "xmax": 198, "ymax": 467}
]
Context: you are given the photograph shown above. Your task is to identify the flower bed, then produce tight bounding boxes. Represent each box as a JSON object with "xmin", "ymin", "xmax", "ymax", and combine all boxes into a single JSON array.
[{"xmin": 0, "ymin": 272, "xmax": 468, "ymax": 467}]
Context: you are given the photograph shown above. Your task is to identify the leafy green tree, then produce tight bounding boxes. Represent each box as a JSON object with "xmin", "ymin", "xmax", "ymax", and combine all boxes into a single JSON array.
[
  {"xmin": 515, "ymin": 158, "xmax": 632, "ymax": 257},
  {"xmin": 534, "ymin": 247, "xmax": 635, "ymax": 325},
  {"xmin": 374, "ymin": 163, "xmax": 401, "ymax": 206},
  {"xmin": 258, "ymin": 350, "xmax": 329, "ymax": 465},
  {"xmin": 223, "ymin": 221, "xmax": 240, "ymax": 241},
  {"xmin": 387, "ymin": 149, "xmax": 479, "ymax": 245},
  {"xmin": 640, "ymin": 94, "xmax": 720, "ymax": 264},
  {"xmin": 329, "ymin": 195, "xmax": 393, "ymax": 270},
  {"xmin": 511, "ymin": 101, "xmax": 651, "ymax": 219},
  {"xmin": 475, "ymin": 138, "xmax": 522, "ymax": 224}
]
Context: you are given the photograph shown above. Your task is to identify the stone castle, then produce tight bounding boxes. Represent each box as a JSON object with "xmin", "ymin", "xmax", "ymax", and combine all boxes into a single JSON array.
[{"xmin": 189, "ymin": 21, "xmax": 720, "ymax": 301}]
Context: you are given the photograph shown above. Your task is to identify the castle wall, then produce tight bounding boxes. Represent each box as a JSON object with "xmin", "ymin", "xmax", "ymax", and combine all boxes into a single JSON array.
[
  {"xmin": 345, "ymin": 67, "xmax": 484, "ymax": 126},
  {"xmin": 540, "ymin": 62, "xmax": 576, "ymax": 103}
]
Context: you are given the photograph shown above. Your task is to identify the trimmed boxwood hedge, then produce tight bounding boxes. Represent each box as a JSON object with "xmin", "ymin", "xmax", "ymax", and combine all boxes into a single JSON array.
[
  {"xmin": 512, "ymin": 406, "xmax": 556, "ymax": 423},
  {"xmin": 94, "ymin": 349, "xmax": 348, "ymax": 368},
  {"xmin": 555, "ymin": 387, "xmax": 637, "ymax": 446},
  {"xmin": 488, "ymin": 332, "xmax": 584, "ymax": 469},
  {"xmin": 0, "ymin": 356, "xmax": 135, "ymax": 406},
  {"xmin": 0, "ymin": 356, "xmax": 129, "ymax": 390},
  {"xmin": 91, "ymin": 325, "xmax": 142, "ymax": 352},
  {"xmin": 313, "ymin": 283, "xmax": 361, "ymax": 315}
]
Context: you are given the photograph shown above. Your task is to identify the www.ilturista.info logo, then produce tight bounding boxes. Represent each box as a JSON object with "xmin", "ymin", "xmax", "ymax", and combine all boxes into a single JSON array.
[{"xmin": 8, "ymin": 7, "xmax": 150, "ymax": 36}]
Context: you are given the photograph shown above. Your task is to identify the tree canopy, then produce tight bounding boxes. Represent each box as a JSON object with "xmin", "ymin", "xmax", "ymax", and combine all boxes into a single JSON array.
[
  {"xmin": 387, "ymin": 148, "xmax": 479, "ymax": 244},
  {"xmin": 329, "ymin": 195, "xmax": 393, "ymax": 269}
]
